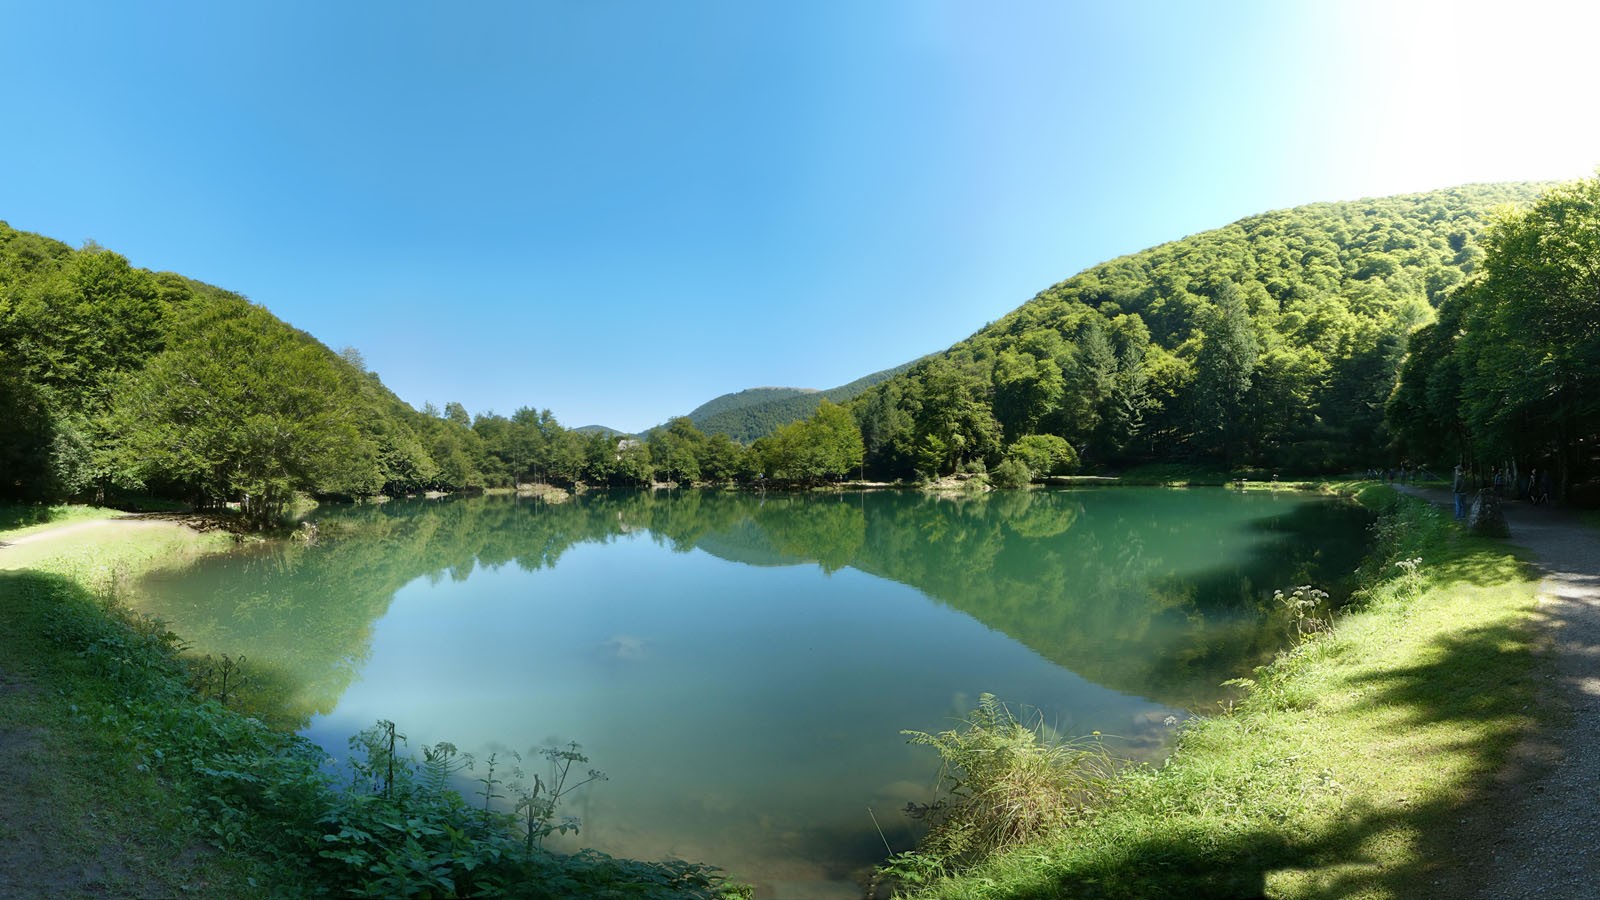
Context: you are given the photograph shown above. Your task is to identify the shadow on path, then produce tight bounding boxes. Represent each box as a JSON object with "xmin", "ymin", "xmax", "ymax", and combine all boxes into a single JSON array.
[
  {"xmin": 1396, "ymin": 485, "xmax": 1600, "ymax": 898},
  {"xmin": 989, "ymin": 611, "xmax": 1539, "ymax": 899}
]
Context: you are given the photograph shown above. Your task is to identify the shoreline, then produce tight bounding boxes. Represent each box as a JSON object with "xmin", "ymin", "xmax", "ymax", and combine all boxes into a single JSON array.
[{"xmin": 0, "ymin": 485, "xmax": 1560, "ymax": 897}]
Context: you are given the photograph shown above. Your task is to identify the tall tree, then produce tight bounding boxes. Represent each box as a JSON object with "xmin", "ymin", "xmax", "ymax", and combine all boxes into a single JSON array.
[
  {"xmin": 649, "ymin": 417, "xmax": 707, "ymax": 484},
  {"xmin": 1188, "ymin": 281, "xmax": 1259, "ymax": 462},
  {"xmin": 1453, "ymin": 176, "xmax": 1600, "ymax": 491}
]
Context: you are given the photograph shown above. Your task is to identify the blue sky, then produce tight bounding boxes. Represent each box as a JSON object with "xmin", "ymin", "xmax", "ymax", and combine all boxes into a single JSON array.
[{"xmin": 4, "ymin": 1, "xmax": 1597, "ymax": 432}]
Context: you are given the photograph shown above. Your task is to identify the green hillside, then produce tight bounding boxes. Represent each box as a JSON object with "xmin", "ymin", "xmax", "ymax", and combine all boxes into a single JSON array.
[
  {"xmin": 0, "ymin": 224, "xmax": 456, "ymax": 521},
  {"xmin": 686, "ymin": 358, "xmax": 922, "ymax": 442},
  {"xmin": 0, "ymin": 223, "xmax": 656, "ymax": 518},
  {"xmin": 852, "ymin": 182, "xmax": 1552, "ymax": 479},
  {"xmin": 7, "ymin": 179, "xmax": 1584, "ymax": 513}
]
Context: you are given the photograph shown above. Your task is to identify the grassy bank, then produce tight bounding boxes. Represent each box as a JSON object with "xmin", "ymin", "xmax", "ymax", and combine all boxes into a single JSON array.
[
  {"xmin": 0, "ymin": 511, "xmax": 256, "ymax": 896},
  {"xmin": 886, "ymin": 483, "xmax": 1545, "ymax": 898},
  {"xmin": 0, "ymin": 508, "xmax": 747, "ymax": 899}
]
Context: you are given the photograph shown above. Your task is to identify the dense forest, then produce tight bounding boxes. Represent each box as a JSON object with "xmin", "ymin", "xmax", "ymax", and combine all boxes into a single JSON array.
[
  {"xmin": 850, "ymin": 182, "xmax": 1551, "ymax": 479},
  {"xmin": 0, "ymin": 223, "xmax": 863, "ymax": 520},
  {"xmin": 9, "ymin": 176, "xmax": 1600, "ymax": 522},
  {"xmin": 1388, "ymin": 175, "xmax": 1600, "ymax": 497}
]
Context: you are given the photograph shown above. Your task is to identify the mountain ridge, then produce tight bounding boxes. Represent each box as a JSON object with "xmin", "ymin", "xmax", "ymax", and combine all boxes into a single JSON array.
[{"xmin": 675, "ymin": 358, "xmax": 925, "ymax": 442}]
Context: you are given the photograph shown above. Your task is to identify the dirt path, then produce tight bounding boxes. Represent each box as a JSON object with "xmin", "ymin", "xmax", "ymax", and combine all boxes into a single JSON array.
[
  {"xmin": 1396, "ymin": 485, "xmax": 1600, "ymax": 898},
  {"xmin": 0, "ymin": 517, "xmax": 121, "ymax": 548}
]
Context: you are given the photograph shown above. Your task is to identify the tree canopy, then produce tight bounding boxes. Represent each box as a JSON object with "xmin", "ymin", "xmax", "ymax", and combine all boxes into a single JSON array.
[
  {"xmin": 1388, "ymin": 174, "xmax": 1600, "ymax": 497},
  {"xmin": 850, "ymin": 182, "xmax": 1549, "ymax": 478}
]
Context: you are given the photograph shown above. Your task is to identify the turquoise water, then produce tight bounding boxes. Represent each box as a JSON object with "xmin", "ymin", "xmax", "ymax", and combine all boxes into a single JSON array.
[{"xmin": 134, "ymin": 487, "xmax": 1369, "ymax": 896}]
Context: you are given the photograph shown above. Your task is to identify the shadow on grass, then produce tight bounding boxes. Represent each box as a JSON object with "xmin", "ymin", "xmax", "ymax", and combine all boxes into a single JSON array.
[
  {"xmin": 981, "ymin": 616, "xmax": 1541, "ymax": 899},
  {"xmin": 0, "ymin": 503, "xmax": 72, "ymax": 534}
]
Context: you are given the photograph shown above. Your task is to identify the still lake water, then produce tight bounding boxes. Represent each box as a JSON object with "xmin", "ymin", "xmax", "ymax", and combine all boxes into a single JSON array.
[{"xmin": 134, "ymin": 487, "xmax": 1369, "ymax": 896}]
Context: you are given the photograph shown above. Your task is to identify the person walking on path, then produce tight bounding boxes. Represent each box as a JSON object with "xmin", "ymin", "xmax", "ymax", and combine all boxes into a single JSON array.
[{"xmin": 1453, "ymin": 464, "xmax": 1469, "ymax": 519}]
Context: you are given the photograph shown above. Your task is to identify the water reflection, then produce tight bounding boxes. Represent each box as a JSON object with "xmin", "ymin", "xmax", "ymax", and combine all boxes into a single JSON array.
[{"xmin": 133, "ymin": 487, "xmax": 1369, "ymax": 895}]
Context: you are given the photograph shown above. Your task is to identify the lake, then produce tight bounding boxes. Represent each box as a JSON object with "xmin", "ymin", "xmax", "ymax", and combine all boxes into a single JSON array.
[{"xmin": 133, "ymin": 486, "xmax": 1370, "ymax": 897}]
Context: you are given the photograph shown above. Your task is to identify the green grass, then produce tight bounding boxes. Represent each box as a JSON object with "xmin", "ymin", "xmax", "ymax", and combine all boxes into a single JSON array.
[
  {"xmin": 0, "ymin": 523, "xmax": 270, "ymax": 897},
  {"xmin": 0, "ymin": 518, "xmax": 237, "ymax": 574},
  {"xmin": 0, "ymin": 503, "xmax": 129, "ymax": 538},
  {"xmin": 892, "ymin": 483, "xmax": 1544, "ymax": 898}
]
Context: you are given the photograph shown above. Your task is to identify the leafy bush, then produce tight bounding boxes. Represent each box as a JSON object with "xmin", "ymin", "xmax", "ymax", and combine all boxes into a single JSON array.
[
  {"xmin": 1007, "ymin": 434, "xmax": 1079, "ymax": 476},
  {"xmin": 988, "ymin": 457, "xmax": 1034, "ymax": 489}
]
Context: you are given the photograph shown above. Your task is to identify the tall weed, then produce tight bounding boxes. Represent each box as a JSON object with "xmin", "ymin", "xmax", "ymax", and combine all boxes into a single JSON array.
[{"xmin": 879, "ymin": 694, "xmax": 1118, "ymax": 885}]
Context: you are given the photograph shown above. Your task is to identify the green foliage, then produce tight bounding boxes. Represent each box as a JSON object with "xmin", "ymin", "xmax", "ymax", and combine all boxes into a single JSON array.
[
  {"xmin": 649, "ymin": 417, "xmax": 707, "ymax": 483},
  {"xmin": 852, "ymin": 183, "xmax": 1550, "ymax": 478},
  {"xmin": 0, "ymin": 221, "xmax": 501, "ymax": 514},
  {"xmin": 1188, "ymin": 281, "xmax": 1259, "ymax": 462},
  {"xmin": 1389, "ymin": 174, "xmax": 1600, "ymax": 498},
  {"xmin": 987, "ymin": 456, "xmax": 1033, "ymax": 489},
  {"xmin": 751, "ymin": 399, "xmax": 864, "ymax": 483},
  {"xmin": 102, "ymin": 298, "xmax": 383, "ymax": 527},
  {"xmin": 1007, "ymin": 434, "xmax": 1079, "ymax": 476}
]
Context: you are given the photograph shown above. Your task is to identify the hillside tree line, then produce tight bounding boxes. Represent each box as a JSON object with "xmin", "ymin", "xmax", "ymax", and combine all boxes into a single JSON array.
[{"xmin": 11, "ymin": 178, "xmax": 1600, "ymax": 521}]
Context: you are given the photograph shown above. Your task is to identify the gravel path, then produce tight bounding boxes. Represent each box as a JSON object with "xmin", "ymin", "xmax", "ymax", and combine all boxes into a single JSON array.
[{"xmin": 1397, "ymin": 485, "xmax": 1600, "ymax": 898}]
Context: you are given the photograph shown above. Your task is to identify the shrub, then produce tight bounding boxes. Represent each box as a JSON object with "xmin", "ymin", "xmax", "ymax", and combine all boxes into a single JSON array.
[
  {"xmin": 1007, "ymin": 435, "xmax": 1079, "ymax": 476},
  {"xmin": 882, "ymin": 694, "xmax": 1117, "ymax": 882},
  {"xmin": 989, "ymin": 457, "xmax": 1034, "ymax": 489}
]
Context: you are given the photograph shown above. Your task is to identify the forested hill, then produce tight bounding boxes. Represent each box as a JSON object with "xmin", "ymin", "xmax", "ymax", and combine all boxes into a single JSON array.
[
  {"xmin": 851, "ymin": 182, "xmax": 1552, "ymax": 479},
  {"xmin": 684, "ymin": 358, "xmax": 922, "ymax": 442},
  {"xmin": 0, "ymin": 223, "xmax": 496, "ymax": 523},
  {"xmin": 0, "ymin": 222, "xmax": 674, "ymax": 523},
  {"xmin": 1, "ymin": 180, "xmax": 1571, "ymax": 522}
]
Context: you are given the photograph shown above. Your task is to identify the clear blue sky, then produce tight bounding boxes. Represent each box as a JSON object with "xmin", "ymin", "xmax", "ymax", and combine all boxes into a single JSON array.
[{"xmin": 4, "ymin": 1, "xmax": 1596, "ymax": 433}]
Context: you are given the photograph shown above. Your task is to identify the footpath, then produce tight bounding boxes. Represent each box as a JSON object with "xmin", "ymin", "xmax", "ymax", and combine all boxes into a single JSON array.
[{"xmin": 1396, "ymin": 485, "xmax": 1600, "ymax": 899}]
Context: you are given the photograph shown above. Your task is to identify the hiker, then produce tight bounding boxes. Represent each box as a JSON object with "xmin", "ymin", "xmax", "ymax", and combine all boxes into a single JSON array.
[{"xmin": 1453, "ymin": 465, "xmax": 1468, "ymax": 520}]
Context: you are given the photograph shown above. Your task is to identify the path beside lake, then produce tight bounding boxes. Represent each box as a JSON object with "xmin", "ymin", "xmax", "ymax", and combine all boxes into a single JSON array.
[
  {"xmin": 1396, "ymin": 484, "xmax": 1600, "ymax": 899},
  {"xmin": 0, "ymin": 515, "xmax": 239, "ymax": 897}
]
